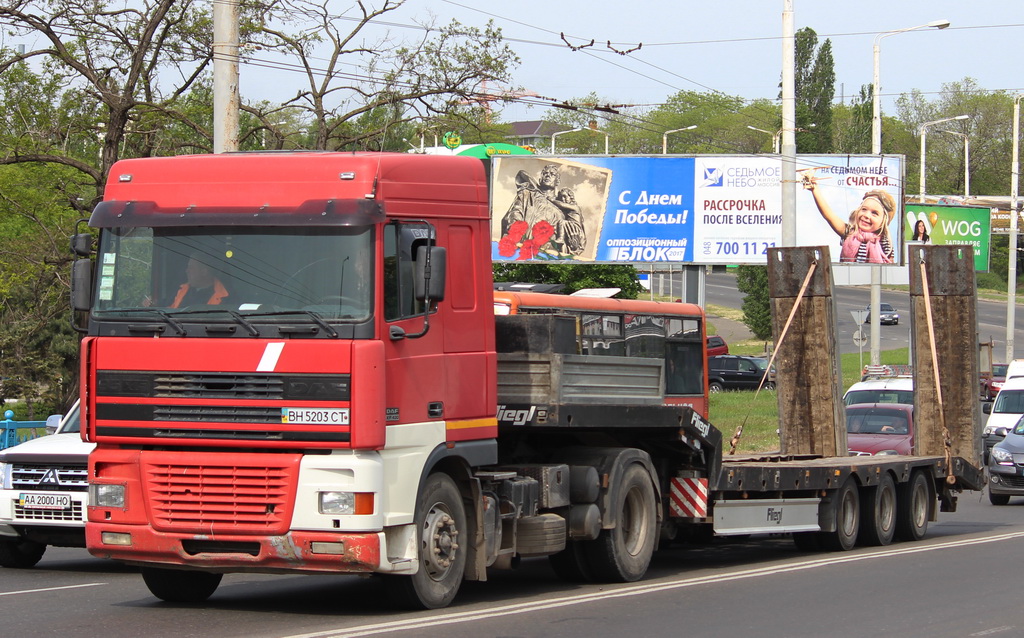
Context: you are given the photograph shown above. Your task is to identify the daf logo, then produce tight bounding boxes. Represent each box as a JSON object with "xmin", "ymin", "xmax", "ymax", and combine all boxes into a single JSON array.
[{"xmin": 39, "ymin": 469, "xmax": 60, "ymax": 487}]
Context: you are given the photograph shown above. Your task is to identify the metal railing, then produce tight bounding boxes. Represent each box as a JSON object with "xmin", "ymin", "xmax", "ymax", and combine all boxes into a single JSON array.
[{"xmin": 1, "ymin": 410, "xmax": 47, "ymax": 450}]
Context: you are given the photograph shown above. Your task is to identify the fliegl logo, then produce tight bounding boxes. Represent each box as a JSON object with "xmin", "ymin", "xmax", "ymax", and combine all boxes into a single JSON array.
[
  {"xmin": 702, "ymin": 165, "xmax": 724, "ymax": 187},
  {"xmin": 497, "ymin": 404, "xmax": 548, "ymax": 426}
]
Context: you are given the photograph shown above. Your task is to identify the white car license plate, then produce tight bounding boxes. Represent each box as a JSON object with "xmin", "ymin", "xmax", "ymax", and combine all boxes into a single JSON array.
[
  {"xmin": 19, "ymin": 492, "xmax": 71, "ymax": 510},
  {"xmin": 281, "ymin": 408, "xmax": 349, "ymax": 425}
]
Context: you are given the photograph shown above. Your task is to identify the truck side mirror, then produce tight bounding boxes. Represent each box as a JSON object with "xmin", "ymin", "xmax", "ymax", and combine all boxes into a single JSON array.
[
  {"xmin": 71, "ymin": 258, "xmax": 93, "ymax": 311},
  {"xmin": 71, "ymin": 233, "xmax": 93, "ymax": 257},
  {"xmin": 414, "ymin": 245, "xmax": 446, "ymax": 303}
]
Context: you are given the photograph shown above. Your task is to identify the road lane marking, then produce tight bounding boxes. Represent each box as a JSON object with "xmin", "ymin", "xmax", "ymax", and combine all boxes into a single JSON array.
[
  {"xmin": 0, "ymin": 583, "xmax": 105, "ymax": 597},
  {"xmin": 284, "ymin": 530, "xmax": 1024, "ymax": 638}
]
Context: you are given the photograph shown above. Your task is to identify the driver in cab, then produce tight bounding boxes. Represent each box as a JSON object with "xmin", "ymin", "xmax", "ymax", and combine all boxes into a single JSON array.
[{"xmin": 170, "ymin": 254, "xmax": 230, "ymax": 308}]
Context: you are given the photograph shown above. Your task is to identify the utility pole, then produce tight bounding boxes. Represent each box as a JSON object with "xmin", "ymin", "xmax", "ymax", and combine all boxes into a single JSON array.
[
  {"xmin": 780, "ymin": 0, "xmax": 796, "ymax": 246},
  {"xmin": 213, "ymin": 0, "xmax": 240, "ymax": 153}
]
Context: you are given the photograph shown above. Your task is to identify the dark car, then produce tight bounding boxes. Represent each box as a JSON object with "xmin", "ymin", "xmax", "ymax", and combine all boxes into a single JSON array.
[
  {"xmin": 708, "ymin": 355, "xmax": 774, "ymax": 392},
  {"xmin": 706, "ymin": 335, "xmax": 729, "ymax": 357},
  {"xmin": 987, "ymin": 415, "xmax": 1024, "ymax": 505},
  {"xmin": 863, "ymin": 303, "xmax": 899, "ymax": 325},
  {"xmin": 845, "ymin": 403, "xmax": 914, "ymax": 456}
]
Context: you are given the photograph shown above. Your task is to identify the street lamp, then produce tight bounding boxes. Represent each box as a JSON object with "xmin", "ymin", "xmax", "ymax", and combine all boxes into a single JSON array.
[
  {"xmin": 936, "ymin": 129, "xmax": 970, "ymax": 197},
  {"xmin": 1007, "ymin": 93, "xmax": 1024, "ymax": 363},
  {"xmin": 662, "ymin": 125, "xmax": 697, "ymax": 155},
  {"xmin": 872, "ymin": 19, "xmax": 950, "ymax": 154},
  {"xmin": 747, "ymin": 124, "xmax": 813, "ymax": 153},
  {"xmin": 919, "ymin": 115, "xmax": 969, "ymax": 203},
  {"xmin": 551, "ymin": 126, "xmax": 610, "ymax": 155}
]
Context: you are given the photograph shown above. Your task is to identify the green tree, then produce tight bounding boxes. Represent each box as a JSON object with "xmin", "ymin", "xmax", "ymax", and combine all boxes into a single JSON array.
[
  {"xmin": 492, "ymin": 263, "xmax": 644, "ymax": 298},
  {"xmin": 735, "ymin": 265, "xmax": 771, "ymax": 340},
  {"xmin": 792, "ymin": 27, "xmax": 834, "ymax": 153}
]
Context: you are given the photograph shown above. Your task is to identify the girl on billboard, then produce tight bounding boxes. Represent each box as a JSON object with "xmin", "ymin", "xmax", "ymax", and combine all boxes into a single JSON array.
[{"xmin": 802, "ymin": 170, "xmax": 895, "ymax": 263}]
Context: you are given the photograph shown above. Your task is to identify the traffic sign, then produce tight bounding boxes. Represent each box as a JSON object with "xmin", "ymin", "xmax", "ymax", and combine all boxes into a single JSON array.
[{"xmin": 852, "ymin": 329, "xmax": 867, "ymax": 347}]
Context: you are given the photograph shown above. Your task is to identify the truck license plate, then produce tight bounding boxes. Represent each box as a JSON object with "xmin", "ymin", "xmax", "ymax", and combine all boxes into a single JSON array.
[
  {"xmin": 281, "ymin": 408, "xmax": 349, "ymax": 425},
  {"xmin": 19, "ymin": 492, "xmax": 71, "ymax": 510}
]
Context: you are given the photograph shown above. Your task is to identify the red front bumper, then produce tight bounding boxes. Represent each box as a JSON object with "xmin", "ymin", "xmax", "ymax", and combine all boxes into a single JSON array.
[{"xmin": 86, "ymin": 523, "xmax": 381, "ymax": 574}]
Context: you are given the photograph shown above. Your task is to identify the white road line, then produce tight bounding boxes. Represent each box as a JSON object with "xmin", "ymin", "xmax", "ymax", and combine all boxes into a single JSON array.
[
  {"xmin": 284, "ymin": 530, "xmax": 1024, "ymax": 638},
  {"xmin": 0, "ymin": 583, "xmax": 106, "ymax": 597}
]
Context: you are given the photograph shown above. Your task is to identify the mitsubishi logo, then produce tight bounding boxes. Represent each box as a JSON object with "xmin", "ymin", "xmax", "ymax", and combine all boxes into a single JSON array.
[{"xmin": 39, "ymin": 469, "xmax": 60, "ymax": 487}]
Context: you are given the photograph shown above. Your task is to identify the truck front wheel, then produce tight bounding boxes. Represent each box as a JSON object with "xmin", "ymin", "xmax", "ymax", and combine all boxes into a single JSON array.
[
  {"xmin": 384, "ymin": 473, "xmax": 467, "ymax": 609},
  {"xmin": 0, "ymin": 538, "xmax": 45, "ymax": 568},
  {"xmin": 586, "ymin": 463, "xmax": 656, "ymax": 582},
  {"xmin": 141, "ymin": 567, "xmax": 222, "ymax": 602}
]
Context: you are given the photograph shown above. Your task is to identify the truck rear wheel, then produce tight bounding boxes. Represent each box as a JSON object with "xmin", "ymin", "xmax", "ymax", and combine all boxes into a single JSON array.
[
  {"xmin": 895, "ymin": 471, "xmax": 933, "ymax": 541},
  {"xmin": 585, "ymin": 463, "xmax": 656, "ymax": 582},
  {"xmin": 141, "ymin": 567, "xmax": 222, "ymax": 602},
  {"xmin": 383, "ymin": 473, "xmax": 466, "ymax": 610},
  {"xmin": 0, "ymin": 538, "xmax": 45, "ymax": 568},
  {"xmin": 820, "ymin": 478, "xmax": 859, "ymax": 551},
  {"xmin": 858, "ymin": 472, "xmax": 897, "ymax": 546}
]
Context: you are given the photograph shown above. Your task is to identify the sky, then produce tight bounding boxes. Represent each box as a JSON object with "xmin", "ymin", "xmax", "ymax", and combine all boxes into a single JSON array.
[{"xmin": 238, "ymin": 0, "xmax": 1024, "ymax": 129}]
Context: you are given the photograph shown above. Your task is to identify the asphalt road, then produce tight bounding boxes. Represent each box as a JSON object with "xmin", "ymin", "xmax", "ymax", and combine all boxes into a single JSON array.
[
  {"xmin": 5, "ymin": 492, "xmax": 1023, "ymax": 638},
  {"xmin": 705, "ymin": 271, "xmax": 1024, "ymax": 358}
]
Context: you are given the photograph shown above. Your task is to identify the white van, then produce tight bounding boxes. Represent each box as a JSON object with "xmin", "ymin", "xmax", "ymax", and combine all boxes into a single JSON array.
[
  {"xmin": 1004, "ymin": 359, "xmax": 1024, "ymax": 382},
  {"xmin": 983, "ymin": 376, "xmax": 1024, "ymax": 461}
]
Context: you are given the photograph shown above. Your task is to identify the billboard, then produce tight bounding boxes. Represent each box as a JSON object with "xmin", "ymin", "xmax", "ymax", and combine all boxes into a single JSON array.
[
  {"xmin": 904, "ymin": 203, "xmax": 991, "ymax": 272},
  {"xmin": 490, "ymin": 155, "xmax": 905, "ymax": 265}
]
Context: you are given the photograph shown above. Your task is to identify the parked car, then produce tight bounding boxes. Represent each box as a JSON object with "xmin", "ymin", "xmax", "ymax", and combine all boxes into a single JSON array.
[
  {"xmin": 980, "ymin": 363, "xmax": 1009, "ymax": 401},
  {"xmin": 987, "ymin": 415, "xmax": 1024, "ymax": 505},
  {"xmin": 983, "ymin": 376, "xmax": 1024, "ymax": 463},
  {"xmin": 708, "ymin": 354, "xmax": 774, "ymax": 392},
  {"xmin": 846, "ymin": 403, "xmax": 914, "ymax": 456},
  {"xmin": 0, "ymin": 400, "xmax": 91, "ymax": 568},
  {"xmin": 863, "ymin": 303, "xmax": 900, "ymax": 325},
  {"xmin": 706, "ymin": 335, "xmax": 729, "ymax": 357},
  {"xmin": 842, "ymin": 377, "xmax": 913, "ymax": 406}
]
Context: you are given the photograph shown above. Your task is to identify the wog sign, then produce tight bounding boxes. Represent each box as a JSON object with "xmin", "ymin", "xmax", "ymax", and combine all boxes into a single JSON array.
[{"xmin": 903, "ymin": 203, "xmax": 991, "ymax": 272}]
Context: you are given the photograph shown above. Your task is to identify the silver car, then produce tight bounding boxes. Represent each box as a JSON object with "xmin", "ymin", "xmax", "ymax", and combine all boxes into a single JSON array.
[
  {"xmin": 863, "ymin": 303, "xmax": 900, "ymax": 325},
  {"xmin": 987, "ymin": 415, "xmax": 1024, "ymax": 505}
]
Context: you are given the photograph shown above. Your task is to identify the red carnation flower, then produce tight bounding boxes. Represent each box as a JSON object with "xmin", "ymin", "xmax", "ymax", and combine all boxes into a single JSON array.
[
  {"xmin": 531, "ymin": 220, "xmax": 555, "ymax": 246},
  {"xmin": 517, "ymin": 239, "xmax": 538, "ymax": 260},
  {"xmin": 507, "ymin": 220, "xmax": 529, "ymax": 243},
  {"xmin": 498, "ymin": 235, "xmax": 518, "ymax": 257}
]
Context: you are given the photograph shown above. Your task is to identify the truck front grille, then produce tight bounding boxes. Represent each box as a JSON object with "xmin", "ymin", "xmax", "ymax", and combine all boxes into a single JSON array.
[
  {"xmin": 11, "ymin": 464, "xmax": 89, "ymax": 492},
  {"xmin": 143, "ymin": 457, "xmax": 296, "ymax": 535}
]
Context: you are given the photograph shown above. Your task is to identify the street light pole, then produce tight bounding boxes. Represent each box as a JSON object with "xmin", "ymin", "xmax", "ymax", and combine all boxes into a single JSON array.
[
  {"xmin": 871, "ymin": 19, "xmax": 950, "ymax": 154},
  {"xmin": 868, "ymin": 19, "xmax": 948, "ymax": 367},
  {"xmin": 1008, "ymin": 94, "xmax": 1024, "ymax": 363},
  {"xmin": 919, "ymin": 115, "xmax": 969, "ymax": 203},
  {"xmin": 662, "ymin": 125, "xmax": 697, "ymax": 155},
  {"xmin": 552, "ymin": 126, "xmax": 610, "ymax": 155}
]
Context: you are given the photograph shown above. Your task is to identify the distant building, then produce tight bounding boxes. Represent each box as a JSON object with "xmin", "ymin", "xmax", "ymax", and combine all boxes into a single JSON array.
[{"xmin": 505, "ymin": 120, "xmax": 571, "ymax": 151}]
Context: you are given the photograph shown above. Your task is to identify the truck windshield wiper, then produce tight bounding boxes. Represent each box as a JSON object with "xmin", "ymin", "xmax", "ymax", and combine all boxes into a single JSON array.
[
  {"xmin": 99, "ymin": 307, "xmax": 187, "ymax": 335},
  {"xmin": 168, "ymin": 308, "xmax": 261, "ymax": 336},
  {"xmin": 244, "ymin": 310, "xmax": 339, "ymax": 338}
]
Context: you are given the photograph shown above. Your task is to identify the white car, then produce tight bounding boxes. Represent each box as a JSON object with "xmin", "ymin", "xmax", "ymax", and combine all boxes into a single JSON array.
[
  {"xmin": 842, "ymin": 377, "xmax": 913, "ymax": 406},
  {"xmin": 983, "ymin": 377, "xmax": 1024, "ymax": 463},
  {"xmin": 0, "ymin": 401, "xmax": 92, "ymax": 568}
]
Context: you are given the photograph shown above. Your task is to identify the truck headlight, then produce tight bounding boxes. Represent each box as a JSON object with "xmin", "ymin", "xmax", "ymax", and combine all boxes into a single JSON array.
[
  {"xmin": 319, "ymin": 491, "xmax": 373, "ymax": 515},
  {"xmin": 991, "ymin": 447, "xmax": 1014, "ymax": 466},
  {"xmin": 90, "ymin": 483, "xmax": 126, "ymax": 508}
]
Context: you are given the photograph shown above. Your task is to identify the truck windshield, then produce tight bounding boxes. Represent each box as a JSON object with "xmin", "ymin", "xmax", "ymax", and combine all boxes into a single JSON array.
[{"xmin": 91, "ymin": 226, "xmax": 373, "ymax": 323}]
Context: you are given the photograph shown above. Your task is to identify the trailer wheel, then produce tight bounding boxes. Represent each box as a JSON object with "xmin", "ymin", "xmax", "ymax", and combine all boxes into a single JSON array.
[
  {"xmin": 821, "ymin": 478, "xmax": 859, "ymax": 551},
  {"xmin": 141, "ymin": 567, "xmax": 222, "ymax": 602},
  {"xmin": 895, "ymin": 470, "xmax": 933, "ymax": 541},
  {"xmin": 988, "ymin": 490, "xmax": 1010, "ymax": 506},
  {"xmin": 585, "ymin": 463, "xmax": 656, "ymax": 582},
  {"xmin": 0, "ymin": 538, "xmax": 45, "ymax": 568},
  {"xmin": 383, "ymin": 473, "xmax": 466, "ymax": 610},
  {"xmin": 549, "ymin": 541, "xmax": 594, "ymax": 582},
  {"xmin": 858, "ymin": 472, "xmax": 897, "ymax": 546}
]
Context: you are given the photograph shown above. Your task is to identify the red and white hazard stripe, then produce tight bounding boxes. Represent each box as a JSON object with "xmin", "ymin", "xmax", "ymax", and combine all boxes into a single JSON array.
[{"xmin": 669, "ymin": 477, "xmax": 709, "ymax": 518}]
